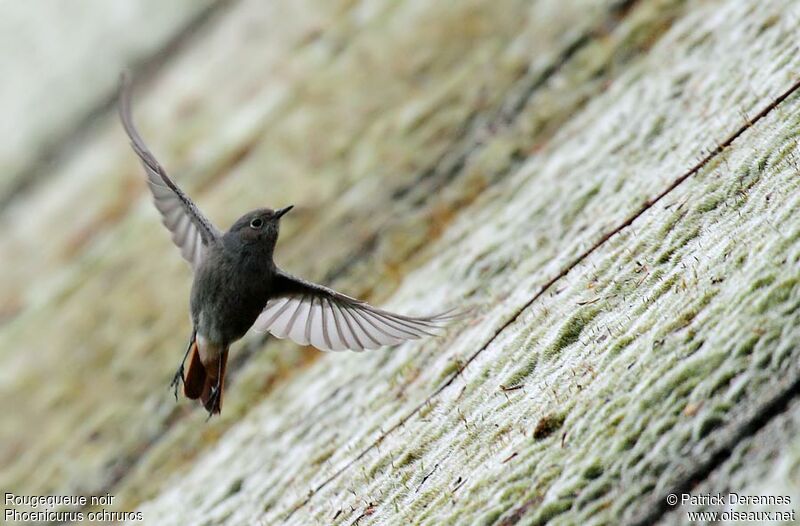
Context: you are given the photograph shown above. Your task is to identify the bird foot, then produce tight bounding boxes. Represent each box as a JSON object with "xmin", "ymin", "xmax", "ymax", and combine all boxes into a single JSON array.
[
  {"xmin": 169, "ymin": 365, "xmax": 184, "ymax": 401},
  {"xmin": 205, "ymin": 386, "xmax": 221, "ymax": 421}
]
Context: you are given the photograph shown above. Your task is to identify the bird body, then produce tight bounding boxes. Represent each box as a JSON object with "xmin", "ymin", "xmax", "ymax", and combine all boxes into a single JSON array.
[
  {"xmin": 191, "ymin": 214, "xmax": 281, "ymax": 347},
  {"xmin": 119, "ymin": 77, "xmax": 455, "ymax": 416},
  {"xmin": 185, "ymin": 210, "xmax": 284, "ymax": 409}
]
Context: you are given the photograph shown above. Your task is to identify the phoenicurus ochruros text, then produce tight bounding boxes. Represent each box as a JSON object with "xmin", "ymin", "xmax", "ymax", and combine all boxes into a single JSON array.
[{"xmin": 118, "ymin": 78, "xmax": 456, "ymax": 416}]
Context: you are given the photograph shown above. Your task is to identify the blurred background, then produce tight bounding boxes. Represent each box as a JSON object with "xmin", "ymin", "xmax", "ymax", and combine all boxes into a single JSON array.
[{"xmin": 2, "ymin": 1, "xmax": 800, "ymax": 525}]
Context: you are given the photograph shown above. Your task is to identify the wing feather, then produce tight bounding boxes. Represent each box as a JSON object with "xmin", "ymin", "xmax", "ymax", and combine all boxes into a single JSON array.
[
  {"xmin": 348, "ymin": 308, "xmax": 401, "ymax": 348},
  {"xmin": 342, "ymin": 306, "xmax": 382, "ymax": 350},
  {"xmin": 335, "ymin": 302, "xmax": 367, "ymax": 350},
  {"xmin": 280, "ymin": 299, "xmax": 306, "ymax": 342},
  {"xmin": 253, "ymin": 271, "xmax": 456, "ymax": 352},
  {"xmin": 268, "ymin": 300, "xmax": 301, "ymax": 339},
  {"xmin": 287, "ymin": 299, "xmax": 311, "ymax": 346},
  {"xmin": 327, "ymin": 299, "xmax": 349, "ymax": 351},
  {"xmin": 118, "ymin": 76, "xmax": 220, "ymax": 270},
  {"xmin": 357, "ymin": 309, "xmax": 416, "ymax": 340},
  {"xmin": 259, "ymin": 298, "xmax": 292, "ymax": 328},
  {"xmin": 362, "ymin": 309, "xmax": 434, "ymax": 338},
  {"xmin": 319, "ymin": 298, "xmax": 334, "ymax": 350},
  {"xmin": 306, "ymin": 298, "xmax": 329, "ymax": 350}
]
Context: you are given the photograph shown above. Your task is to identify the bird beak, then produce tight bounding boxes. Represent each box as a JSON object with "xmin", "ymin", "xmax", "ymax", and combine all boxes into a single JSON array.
[{"xmin": 275, "ymin": 205, "xmax": 294, "ymax": 219}]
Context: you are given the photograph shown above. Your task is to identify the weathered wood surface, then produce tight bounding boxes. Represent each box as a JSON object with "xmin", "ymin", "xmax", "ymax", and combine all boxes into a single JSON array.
[{"xmin": 1, "ymin": 0, "xmax": 799, "ymax": 524}]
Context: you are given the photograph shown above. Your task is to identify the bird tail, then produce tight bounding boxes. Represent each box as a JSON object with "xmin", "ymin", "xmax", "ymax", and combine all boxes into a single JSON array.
[
  {"xmin": 201, "ymin": 348, "xmax": 229, "ymax": 414},
  {"xmin": 183, "ymin": 341, "xmax": 229, "ymax": 414},
  {"xmin": 184, "ymin": 340, "xmax": 205, "ymax": 400}
]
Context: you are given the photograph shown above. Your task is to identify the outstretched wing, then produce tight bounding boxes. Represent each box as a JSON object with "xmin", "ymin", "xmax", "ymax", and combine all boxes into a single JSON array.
[
  {"xmin": 253, "ymin": 271, "xmax": 457, "ymax": 351},
  {"xmin": 118, "ymin": 77, "xmax": 220, "ymax": 270}
]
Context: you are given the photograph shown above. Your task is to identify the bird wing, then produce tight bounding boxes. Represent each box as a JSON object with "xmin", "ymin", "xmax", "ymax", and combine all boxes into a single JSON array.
[
  {"xmin": 118, "ymin": 77, "xmax": 220, "ymax": 270},
  {"xmin": 253, "ymin": 271, "xmax": 457, "ymax": 351}
]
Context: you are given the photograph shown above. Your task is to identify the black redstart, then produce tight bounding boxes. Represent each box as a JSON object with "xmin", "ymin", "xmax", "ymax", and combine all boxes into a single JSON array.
[{"xmin": 119, "ymin": 78, "xmax": 455, "ymax": 416}]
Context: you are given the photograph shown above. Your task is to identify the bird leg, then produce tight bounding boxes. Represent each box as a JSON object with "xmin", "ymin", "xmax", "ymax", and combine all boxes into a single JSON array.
[
  {"xmin": 205, "ymin": 355, "xmax": 224, "ymax": 420},
  {"xmin": 170, "ymin": 328, "xmax": 196, "ymax": 400}
]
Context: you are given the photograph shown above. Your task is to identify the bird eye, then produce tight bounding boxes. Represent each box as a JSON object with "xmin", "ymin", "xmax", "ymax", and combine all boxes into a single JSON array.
[{"xmin": 249, "ymin": 218, "xmax": 263, "ymax": 229}]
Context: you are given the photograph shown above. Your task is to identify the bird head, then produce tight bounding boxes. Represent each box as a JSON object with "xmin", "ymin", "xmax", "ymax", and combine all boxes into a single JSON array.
[{"xmin": 224, "ymin": 205, "xmax": 293, "ymax": 257}]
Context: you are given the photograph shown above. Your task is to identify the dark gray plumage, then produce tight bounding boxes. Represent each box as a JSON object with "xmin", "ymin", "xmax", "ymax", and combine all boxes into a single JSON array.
[{"xmin": 118, "ymin": 78, "xmax": 455, "ymax": 416}]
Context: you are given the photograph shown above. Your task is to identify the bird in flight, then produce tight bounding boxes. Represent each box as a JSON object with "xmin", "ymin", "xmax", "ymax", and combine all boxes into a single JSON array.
[{"xmin": 118, "ymin": 78, "xmax": 456, "ymax": 416}]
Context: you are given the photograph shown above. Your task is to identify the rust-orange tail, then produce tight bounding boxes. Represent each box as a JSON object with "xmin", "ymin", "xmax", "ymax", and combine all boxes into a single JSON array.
[
  {"xmin": 200, "ymin": 348, "xmax": 228, "ymax": 413},
  {"xmin": 184, "ymin": 341, "xmax": 205, "ymax": 400},
  {"xmin": 184, "ymin": 343, "xmax": 229, "ymax": 414}
]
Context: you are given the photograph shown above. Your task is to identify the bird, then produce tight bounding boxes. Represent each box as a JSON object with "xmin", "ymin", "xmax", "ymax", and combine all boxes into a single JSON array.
[{"xmin": 118, "ymin": 78, "xmax": 456, "ymax": 416}]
